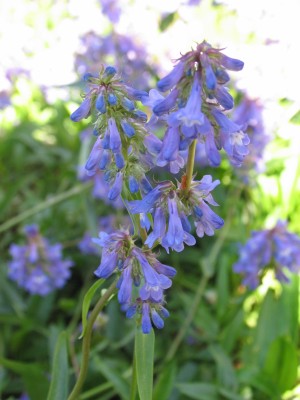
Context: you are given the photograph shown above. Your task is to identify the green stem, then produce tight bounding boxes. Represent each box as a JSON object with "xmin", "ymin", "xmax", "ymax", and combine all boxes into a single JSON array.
[
  {"xmin": 184, "ymin": 139, "xmax": 197, "ymax": 192},
  {"xmin": 0, "ymin": 182, "xmax": 92, "ymax": 234},
  {"xmin": 164, "ymin": 275, "xmax": 208, "ymax": 363},
  {"xmin": 67, "ymin": 279, "xmax": 118, "ymax": 400}
]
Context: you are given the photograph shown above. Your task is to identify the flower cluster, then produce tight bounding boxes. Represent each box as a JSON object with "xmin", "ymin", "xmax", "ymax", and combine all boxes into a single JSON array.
[
  {"xmin": 75, "ymin": 31, "xmax": 158, "ymax": 90},
  {"xmin": 71, "ymin": 65, "xmax": 153, "ymax": 202},
  {"xmin": 143, "ymin": 40, "xmax": 249, "ymax": 170},
  {"xmin": 93, "ymin": 229, "xmax": 176, "ymax": 333},
  {"xmin": 78, "ymin": 214, "xmax": 132, "ymax": 255},
  {"xmin": 127, "ymin": 175, "xmax": 224, "ymax": 253},
  {"xmin": 8, "ymin": 225, "xmax": 73, "ymax": 296},
  {"xmin": 233, "ymin": 221, "xmax": 300, "ymax": 288},
  {"xmin": 70, "ymin": 40, "xmax": 245, "ymax": 333},
  {"xmin": 232, "ymin": 95, "xmax": 270, "ymax": 183}
]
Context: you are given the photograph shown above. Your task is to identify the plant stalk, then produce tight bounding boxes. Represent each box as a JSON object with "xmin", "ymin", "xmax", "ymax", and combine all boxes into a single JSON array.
[{"xmin": 67, "ymin": 279, "xmax": 118, "ymax": 400}]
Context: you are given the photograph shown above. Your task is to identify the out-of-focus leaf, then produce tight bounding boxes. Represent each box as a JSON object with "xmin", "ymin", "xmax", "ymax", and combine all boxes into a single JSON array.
[
  {"xmin": 209, "ymin": 344, "xmax": 237, "ymax": 390},
  {"xmin": 263, "ymin": 336, "xmax": 298, "ymax": 393},
  {"xmin": 176, "ymin": 382, "xmax": 219, "ymax": 399},
  {"xmin": 135, "ymin": 327, "xmax": 155, "ymax": 400},
  {"xmin": 0, "ymin": 357, "xmax": 49, "ymax": 400},
  {"xmin": 94, "ymin": 357, "xmax": 130, "ymax": 400},
  {"xmin": 153, "ymin": 361, "xmax": 177, "ymax": 400},
  {"xmin": 46, "ymin": 331, "xmax": 69, "ymax": 400},
  {"xmin": 159, "ymin": 12, "xmax": 178, "ymax": 32},
  {"xmin": 289, "ymin": 109, "xmax": 300, "ymax": 124}
]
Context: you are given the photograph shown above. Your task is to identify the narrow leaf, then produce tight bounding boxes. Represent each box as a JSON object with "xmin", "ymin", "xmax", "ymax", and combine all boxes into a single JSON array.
[
  {"xmin": 263, "ymin": 336, "xmax": 298, "ymax": 393},
  {"xmin": 135, "ymin": 327, "xmax": 155, "ymax": 400},
  {"xmin": 153, "ymin": 361, "xmax": 177, "ymax": 400},
  {"xmin": 176, "ymin": 383, "xmax": 218, "ymax": 400},
  {"xmin": 79, "ymin": 278, "xmax": 105, "ymax": 339},
  {"xmin": 94, "ymin": 357, "xmax": 130, "ymax": 400},
  {"xmin": 46, "ymin": 331, "xmax": 69, "ymax": 400}
]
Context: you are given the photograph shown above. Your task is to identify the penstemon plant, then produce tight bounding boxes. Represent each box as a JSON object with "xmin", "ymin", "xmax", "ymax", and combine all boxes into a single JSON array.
[{"xmin": 66, "ymin": 39, "xmax": 247, "ymax": 400}]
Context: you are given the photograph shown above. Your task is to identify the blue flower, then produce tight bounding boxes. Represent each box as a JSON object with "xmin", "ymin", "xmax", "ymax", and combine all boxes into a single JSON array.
[
  {"xmin": 168, "ymin": 74, "xmax": 204, "ymax": 129},
  {"xmin": 8, "ymin": 225, "xmax": 73, "ymax": 296},
  {"xmin": 70, "ymin": 97, "xmax": 92, "ymax": 122},
  {"xmin": 108, "ymin": 171, "xmax": 123, "ymax": 201},
  {"xmin": 219, "ymin": 53, "xmax": 244, "ymax": 71},
  {"xmin": 161, "ymin": 197, "xmax": 196, "ymax": 253},
  {"xmin": 233, "ymin": 221, "xmax": 300, "ymax": 288},
  {"xmin": 108, "ymin": 118, "xmax": 122, "ymax": 152},
  {"xmin": 95, "ymin": 93, "xmax": 106, "ymax": 113},
  {"xmin": 157, "ymin": 61, "xmax": 185, "ymax": 92},
  {"xmin": 153, "ymin": 89, "xmax": 179, "ymax": 116},
  {"xmin": 127, "ymin": 181, "xmax": 172, "ymax": 214}
]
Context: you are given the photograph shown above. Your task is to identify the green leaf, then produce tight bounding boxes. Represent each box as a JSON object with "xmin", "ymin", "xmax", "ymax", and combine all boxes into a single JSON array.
[
  {"xmin": 153, "ymin": 361, "xmax": 177, "ymax": 400},
  {"xmin": 94, "ymin": 357, "xmax": 130, "ymax": 400},
  {"xmin": 209, "ymin": 344, "xmax": 237, "ymax": 390},
  {"xmin": 263, "ymin": 336, "xmax": 298, "ymax": 393},
  {"xmin": 135, "ymin": 327, "xmax": 155, "ymax": 400},
  {"xmin": 159, "ymin": 12, "xmax": 178, "ymax": 32},
  {"xmin": 79, "ymin": 278, "xmax": 105, "ymax": 339},
  {"xmin": 46, "ymin": 331, "xmax": 69, "ymax": 400},
  {"xmin": 0, "ymin": 357, "xmax": 49, "ymax": 400},
  {"xmin": 289, "ymin": 109, "xmax": 300, "ymax": 124},
  {"xmin": 176, "ymin": 383, "xmax": 219, "ymax": 400}
]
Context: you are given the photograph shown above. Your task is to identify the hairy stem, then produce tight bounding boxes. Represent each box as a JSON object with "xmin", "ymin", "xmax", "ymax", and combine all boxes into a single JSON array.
[{"xmin": 67, "ymin": 279, "xmax": 118, "ymax": 400}]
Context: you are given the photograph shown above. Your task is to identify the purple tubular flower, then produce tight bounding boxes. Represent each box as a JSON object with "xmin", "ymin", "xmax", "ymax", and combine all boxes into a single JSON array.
[
  {"xmin": 127, "ymin": 182, "xmax": 171, "ymax": 214},
  {"xmin": 117, "ymin": 263, "xmax": 133, "ymax": 304},
  {"xmin": 194, "ymin": 202, "xmax": 224, "ymax": 237},
  {"xmin": 144, "ymin": 133, "xmax": 162, "ymax": 155},
  {"xmin": 157, "ymin": 61, "xmax": 185, "ymax": 92},
  {"xmin": 85, "ymin": 136, "xmax": 103, "ymax": 176},
  {"xmin": 152, "ymin": 259, "xmax": 177, "ymax": 278},
  {"xmin": 121, "ymin": 120, "xmax": 135, "ymax": 137},
  {"xmin": 94, "ymin": 247, "xmax": 118, "ymax": 278},
  {"xmin": 129, "ymin": 176, "xmax": 139, "ymax": 193},
  {"xmin": 157, "ymin": 126, "xmax": 180, "ymax": 164},
  {"xmin": 145, "ymin": 207, "xmax": 166, "ymax": 248},
  {"xmin": 215, "ymin": 86, "xmax": 234, "ymax": 110},
  {"xmin": 114, "ymin": 152, "xmax": 125, "ymax": 169},
  {"xmin": 168, "ymin": 74, "xmax": 204, "ymax": 128},
  {"xmin": 200, "ymin": 53, "xmax": 217, "ymax": 90},
  {"xmin": 122, "ymin": 97, "xmax": 135, "ymax": 111},
  {"xmin": 103, "ymin": 65, "xmax": 117, "ymax": 77},
  {"xmin": 133, "ymin": 110, "xmax": 148, "ymax": 122},
  {"xmin": 108, "ymin": 118, "xmax": 121, "ymax": 152},
  {"xmin": 99, "ymin": 149, "xmax": 110, "ymax": 169},
  {"xmin": 151, "ymin": 308, "xmax": 164, "ymax": 329},
  {"xmin": 162, "ymin": 197, "xmax": 196, "ymax": 253},
  {"xmin": 108, "ymin": 93, "xmax": 117, "ymax": 105},
  {"xmin": 133, "ymin": 249, "xmax": 172, "ymax": 302},
  {"xmin": 141, "ymin": 303, "xmax": 152, "ymax": 333},
  {"xmin": 108, "ymin": 172, "xmax": 123, "ymax": 201},
  {"xmin": 70, "ymin": 97, "xmax": 92, "ymax": 122},
  {"xmin": 140, "ymin": 213, "xmax": 151, "ymax": 231},
  {"xmin": 219, "ymin": 54, "xmax": 244, "ymax": 71},
  {"xmin": 124, "ymin": 85, "xmax": 149, "ymax": 101},
  {"xmin": 153, "ymin": 89, "xmax": 179, "ymax": 116},
  {"xmin": 215, "ymin": 68, "xmax": 230, "ymax": 84},
  {"xmin": 95, "ymin": 93, "xmax": 106, "ymax": 113}
]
